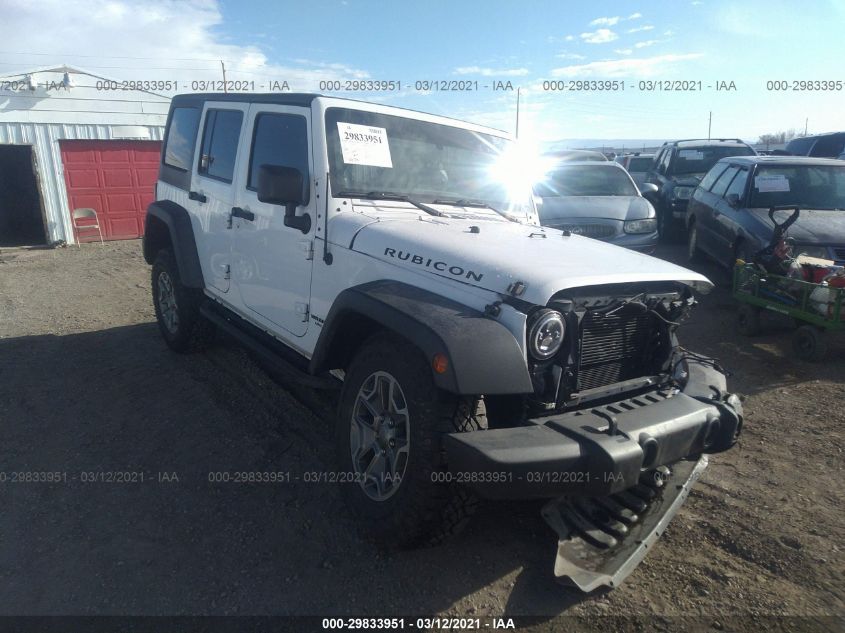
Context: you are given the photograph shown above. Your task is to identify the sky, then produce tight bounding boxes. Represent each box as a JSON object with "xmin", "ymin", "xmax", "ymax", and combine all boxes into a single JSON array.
[{"xmin": 2, "ymin": 0, "xmax": 844, "ymax": 145}]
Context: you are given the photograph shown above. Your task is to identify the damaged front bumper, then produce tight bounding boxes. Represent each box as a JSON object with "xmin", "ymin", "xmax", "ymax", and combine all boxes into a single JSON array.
[{"xmin": 443, "ymin": 358, "xmax": 742, "ymax": 500}]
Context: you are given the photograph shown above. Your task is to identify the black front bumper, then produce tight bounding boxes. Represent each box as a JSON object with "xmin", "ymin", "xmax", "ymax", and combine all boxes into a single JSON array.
[{"xmin": 443, "ymin": 359, "xmax": 742, "ymax": 499}]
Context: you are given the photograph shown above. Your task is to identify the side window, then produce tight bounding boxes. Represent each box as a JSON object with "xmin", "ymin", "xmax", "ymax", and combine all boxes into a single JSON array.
[
  {"xmin": 724, "ymin": 168, "xmax": 748, "ymax": 201},
  {"xmin": 710, "ymin": 166, "xmax": 739, "ymax": 198},
  {"xmin": 198, "ymin": 109, "xmax": 243, "ymax": 183},
  {"xmin": 163, "ymin": 107, "xmax": 200, "ymax": 171},
  {"xmin": 248, "ymin": 113, "xmax": 310, "ymax": 203},
  {"xmin": 660, "ymin": 149, "xmax": 672, "ymax": 174},
  {"xmin": 700, "ymin": 164, "xmax": 729, "ymax": 191}
]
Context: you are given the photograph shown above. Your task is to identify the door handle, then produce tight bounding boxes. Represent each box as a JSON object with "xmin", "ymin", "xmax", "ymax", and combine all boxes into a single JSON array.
[
  {"xmin": 188, "ymin": 191, "xmax": 207, "ymax": 203},
  {"xmin": 231, "ymin": 206, "xmax": 255, "ymax": 221}
]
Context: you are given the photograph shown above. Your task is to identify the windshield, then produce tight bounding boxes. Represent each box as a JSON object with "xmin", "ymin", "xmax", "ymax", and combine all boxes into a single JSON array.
[
  {"xmin": 670, "ymin": 146, "xmax": 755, "ymax": 175},
  {"xmin": 325, "ymin": 107, "xmax": 532, "ymax": 219},
  {"xmin": 535, "ymin": 165, "xmax": 638, "ymax": 197},
  {"xmin": 748, "ymin": 164, "xmax": 845, "ymax": 209}
]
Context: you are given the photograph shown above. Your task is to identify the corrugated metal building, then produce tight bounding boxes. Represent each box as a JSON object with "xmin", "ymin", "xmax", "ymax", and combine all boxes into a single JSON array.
[{"xmin": 0, "ymin": 65, "xmax": 169, "ymax": 245}]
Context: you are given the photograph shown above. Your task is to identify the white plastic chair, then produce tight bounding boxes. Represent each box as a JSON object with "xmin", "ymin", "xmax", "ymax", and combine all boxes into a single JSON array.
[{"xmin": 72, "ymin": 208, "xmax": 104, "ymax": 246}]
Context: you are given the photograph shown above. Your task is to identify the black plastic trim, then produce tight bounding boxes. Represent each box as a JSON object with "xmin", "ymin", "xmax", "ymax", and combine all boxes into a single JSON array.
[
  {"xmin": 142, "ymin": 200, "xmax": 204, "ymax": 288},
  {"xmin": 310, "ymin": 280, "xmax": 533, "ymax": 395}
]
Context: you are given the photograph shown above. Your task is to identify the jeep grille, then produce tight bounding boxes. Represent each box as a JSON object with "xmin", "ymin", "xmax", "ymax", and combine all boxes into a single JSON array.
[{"xmin": 577, "ymin": 310, "xmax": 657, "ymax": 391}]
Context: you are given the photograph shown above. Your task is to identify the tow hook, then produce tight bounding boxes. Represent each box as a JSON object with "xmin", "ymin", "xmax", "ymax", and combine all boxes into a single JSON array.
[{"xmin": 694, "ymin": 387, "xmax": 744, "ymax": 452}]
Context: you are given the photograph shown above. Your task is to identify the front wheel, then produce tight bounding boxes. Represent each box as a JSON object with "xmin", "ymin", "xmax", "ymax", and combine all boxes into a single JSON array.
[
  {"xmin": 687, "ymin": 220, "xmax": 702, "ymax": 263},
  {"xmin": 151, "ymin": 249, "xmax": 215, "ymax": 352},
  {"xmin": 336, "ymin": 332, "xmax": 486, "ymax": 548}
]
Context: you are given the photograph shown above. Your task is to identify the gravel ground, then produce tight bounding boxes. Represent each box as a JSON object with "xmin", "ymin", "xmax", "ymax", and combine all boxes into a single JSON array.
[{"xmin": 0, "ymin": 240, "xmax": 842, "ymax": 630}]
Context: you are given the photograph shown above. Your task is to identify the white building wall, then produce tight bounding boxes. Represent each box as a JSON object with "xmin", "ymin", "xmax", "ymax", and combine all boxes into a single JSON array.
[
  {"xmin": 0, "ymin": 66, "xmax": 169, "ymax": 243},
  {"xmin": 0, "ymin": 122, "xmax": 164, "ymax": 244}
]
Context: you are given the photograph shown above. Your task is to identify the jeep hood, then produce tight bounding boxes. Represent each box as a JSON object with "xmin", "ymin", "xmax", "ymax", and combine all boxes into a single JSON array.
[{"xmin": 349, "ymin": 215, "xmax": 712, "ymax": 305}]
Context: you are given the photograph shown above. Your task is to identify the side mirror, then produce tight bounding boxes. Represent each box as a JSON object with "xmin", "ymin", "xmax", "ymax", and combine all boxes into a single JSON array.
[
  {"xmin": 640, "ymin": 182, "xmax": 659, "ymax": 202},
  {"xmin": 726, "ymin": 193, "xmax": 741, "ymax": 208},
  {"xmin": 257, "ymin": 164, "xmax": 311, "ymax": 233}
]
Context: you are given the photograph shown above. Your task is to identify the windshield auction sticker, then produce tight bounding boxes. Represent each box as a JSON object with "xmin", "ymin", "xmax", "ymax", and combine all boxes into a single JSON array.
[
  {"xmin": 754, "ymin": 174, "xmax": 791, "ymax": 192},
  {"xmin": 337, "ymin": 122, "xmax": 393, "ymax": 168}
]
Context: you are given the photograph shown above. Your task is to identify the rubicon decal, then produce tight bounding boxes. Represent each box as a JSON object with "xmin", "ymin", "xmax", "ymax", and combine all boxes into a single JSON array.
[{"xmin": 383, "ymin": 248, "xmax": 484, "ymax": 282}]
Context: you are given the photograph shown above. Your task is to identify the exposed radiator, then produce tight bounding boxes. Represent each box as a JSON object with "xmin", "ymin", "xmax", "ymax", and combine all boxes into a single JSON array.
[{"xmin": 577, "ymin": 310, "xmax": 657, "ymax": 391}]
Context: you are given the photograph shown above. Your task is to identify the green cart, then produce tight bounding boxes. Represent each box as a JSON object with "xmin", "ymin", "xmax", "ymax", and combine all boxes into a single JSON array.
[{"xmin": 733, "ymin": 262, "xmax": 844, "ymax": 361}]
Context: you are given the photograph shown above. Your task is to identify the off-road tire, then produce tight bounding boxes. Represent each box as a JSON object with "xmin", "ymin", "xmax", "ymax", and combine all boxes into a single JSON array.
[
  {"xmin": 336, "ymin": 332, "xmax": 486, "ymax": 548},
  {"xmin": 792, "ymin": 325, "xmax": 828, "ymax": 362},
  {"xmin": 151, "ymin": 249, "xmax": 215, "ymax": 352},
  {"xmin": 736, "ymin": 304, "xmax": 762, "ymax": 337}
]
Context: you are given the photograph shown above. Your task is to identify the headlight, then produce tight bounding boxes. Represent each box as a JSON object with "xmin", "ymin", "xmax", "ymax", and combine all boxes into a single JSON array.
[
  {"xmin": 527, "ymin": 309, "xmax": 565, "ymax": 360},
  {"xmin": 624, "ymin": 218, "xmax": 658, "ymax": 234},
  {"xmin": 673, "ymin": 186, "xmax": 694, "ymax": 200},
  {"xmin": 794, "ymin": 244, "xmax": 830, "ymax": 259}
]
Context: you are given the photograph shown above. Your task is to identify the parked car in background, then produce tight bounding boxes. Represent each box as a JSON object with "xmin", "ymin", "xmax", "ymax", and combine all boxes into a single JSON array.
[
  {"xmin": 785, "ymin": 131, "xmax": 845, "ymax": 159},
  {"xmin": 686, "ymin": 156, "xmax": 845, "ymax": 267},
  {"xmin": 543, "ymin": 149, "xmax": 608, "ymax": 162},
  {"xmin": 616, "ymin": 152, "xmax": 655, "ymax": 187},
  {"xmin": 535, "ymin": 160, "xmax": 659, "ymax": 253},
  {"xmin": 646, "ymin": 139, "xmax": 756, "ymax": 240}
]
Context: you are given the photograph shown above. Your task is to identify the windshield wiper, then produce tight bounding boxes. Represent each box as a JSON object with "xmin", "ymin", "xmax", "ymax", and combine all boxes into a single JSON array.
[
  {"xmin": 335, "ymin": 190, "xmax": 445, "ymax": 217},
  {"xmin": 432, "ymin": 198, "xmax": 521, "ymax": 222}
]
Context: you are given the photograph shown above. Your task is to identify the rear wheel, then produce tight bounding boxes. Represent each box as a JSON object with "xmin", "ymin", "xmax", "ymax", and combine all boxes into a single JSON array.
[
  {"xmin": 336, "ymin": 332, "xmax": 486, "ymax": 547},
  {"xmin": 792, "ymin": 325, "xmax": 828, "ymax": 362},
  {"xmin": 151, "ymin": 249, "xmax": 215, "ymax": 352},
  {"xmin": 686, "ymin": 220, "xmax": 702, "ymax": 263}
]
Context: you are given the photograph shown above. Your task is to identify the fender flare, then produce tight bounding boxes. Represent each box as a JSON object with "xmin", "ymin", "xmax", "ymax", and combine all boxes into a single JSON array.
[
  {"xmin": 310, "ymin": 280, "xmax": 533, "ymax": 395},
  {"xmin": 142, "ymin": 200, "xmax": 204, "ymax": 288}
]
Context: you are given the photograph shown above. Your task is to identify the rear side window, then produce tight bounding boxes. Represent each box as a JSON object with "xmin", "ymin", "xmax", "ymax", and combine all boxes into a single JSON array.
[
  {"xmin": 700, "ymin": 164, "xmax": 729, "ymax": 191},
  {"xmin": 710, "ymin": 166, "xmax": 739, "ymax": 197},
  {"xmin": 163, "ymin": 107, "xmax": 200, "ymax": 171},
  {"xmin": 198, "ymin": 109, "xmax": 243, "ymax": 183},
  {"xmin": 247, "ymin": 113, "xmax": 310, "ymax": 203}
]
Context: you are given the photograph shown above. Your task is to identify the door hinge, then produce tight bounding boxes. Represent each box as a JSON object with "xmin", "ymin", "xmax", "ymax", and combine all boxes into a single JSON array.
[
  {"xmin": 295, "ymin": 302, "xmax": 309, "ymax": 322},
  {"xmin": 299, "ymin": 240, "xmax": 314, "ymax": 260}
]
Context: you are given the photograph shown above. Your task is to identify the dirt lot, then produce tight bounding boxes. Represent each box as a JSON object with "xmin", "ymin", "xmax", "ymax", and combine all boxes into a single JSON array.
[{"xmin": 0, "ymin": 240, "xmax": 843, "ymax": 629}]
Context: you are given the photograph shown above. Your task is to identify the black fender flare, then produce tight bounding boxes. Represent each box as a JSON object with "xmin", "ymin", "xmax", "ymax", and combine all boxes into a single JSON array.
[
  {"xmin": 310, "ymin": 280, "xmax": 533, "ymax": 395},
  {"xmin": 142, "ymin": 200, "xmax": 204, "ymax": 288}
]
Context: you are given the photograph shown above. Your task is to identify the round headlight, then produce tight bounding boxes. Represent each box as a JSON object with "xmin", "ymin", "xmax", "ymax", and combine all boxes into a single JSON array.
[{"xmin": 528, "ymin": 309, "xmax": 565, "ymax": 360}]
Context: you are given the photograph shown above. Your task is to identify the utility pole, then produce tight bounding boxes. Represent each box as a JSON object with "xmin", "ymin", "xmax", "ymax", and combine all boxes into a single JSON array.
[
  {"xmin": 515, "ymin": 87, "xmax": 520, "ymax": 139},
  {"xmin": 707, "ymin": 111, "xmax": 712, "ymax": 140},
  {"xmin": 221, "ymin": 60, "xmax": 227, "ymax": 93}
]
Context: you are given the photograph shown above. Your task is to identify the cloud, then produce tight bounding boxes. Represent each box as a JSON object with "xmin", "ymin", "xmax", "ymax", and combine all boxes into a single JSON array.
[
  {"xmin": 550, "ymin": 53, "xmax": 703, "ymax": 78},
  {"xmin": 555, "ymin": 52, "xmax": 586, "ymax": 60},
  {"xmin": 628, "ymin": 12, "xmax": 643, "ymax": 19},
  {"xmin": 634, "ymin": 39, "xmax": 660, "ymax": 48},
  {"xmin": 580, "ymin": 28, "xmax": 618, "ymax": 44},
  {"xmin": 0, "ymin": 0, "xmax": 370, "ymax": 91},
  {"xmin": 614, "ymin": 49, "xmax": 633, "ymax": 55},
  {"xmin": 628, "ymin": 25, "xmax": 654, "ymax": 33},
  {"xmin": 453, "ymin": 66, "xmax": 530, "ymax": 77},
  {"xmin": 565, "ymin": 34, "xmax": 575, "ymax": 41},
  {"xmin": 590, "ymin": 16, "xmax": 621, "ymax": 26}
]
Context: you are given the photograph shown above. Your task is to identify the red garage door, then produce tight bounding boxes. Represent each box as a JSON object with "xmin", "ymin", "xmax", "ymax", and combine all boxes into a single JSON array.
[{"xmin": 60, "ymin": 140, "xmax": 161, "ymax": 241}]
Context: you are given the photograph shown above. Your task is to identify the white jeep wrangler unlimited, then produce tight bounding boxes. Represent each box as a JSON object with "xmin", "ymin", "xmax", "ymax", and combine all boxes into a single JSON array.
[{"xmin": 143, "ymin": 93, "xmax": 742, "ymax": 590}]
